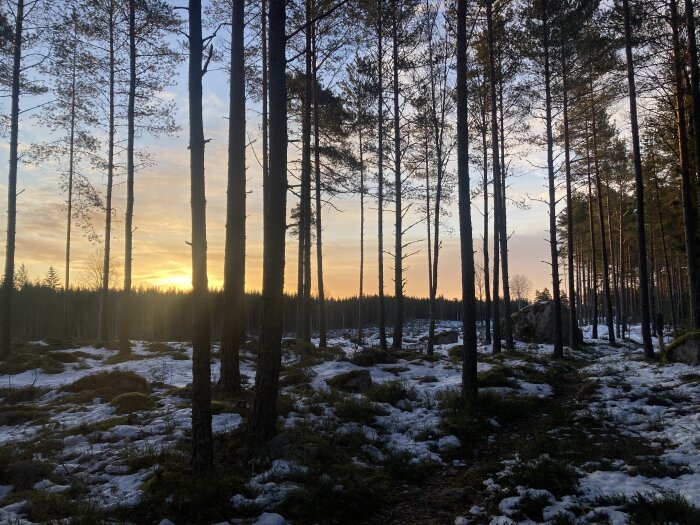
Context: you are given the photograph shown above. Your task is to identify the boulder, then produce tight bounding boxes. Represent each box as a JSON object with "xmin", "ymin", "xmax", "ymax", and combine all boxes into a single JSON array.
[
  {"xmin": 420, "ymin": 329, "xmax": 459, "ymax": 345},
  {"xmin": 510, "ymin": 301, "xmax": 583, "ymax": 345},
  {"xmin": 326, "ymin": 369, "xmax": 373, "ymax": 393},
  {"xmin": 668, "ymin": 331, "xmax": 700, "ymax": 365}
]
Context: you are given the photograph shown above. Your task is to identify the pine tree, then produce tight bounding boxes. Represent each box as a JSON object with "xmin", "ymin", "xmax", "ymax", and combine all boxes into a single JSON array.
[
  {"xmin": 248, "ymin": 0, "xmax": 287, "ymax": 443},
  {"xmin": 189, "ymin": 0, "xmax": 213, "ymax": 475}
]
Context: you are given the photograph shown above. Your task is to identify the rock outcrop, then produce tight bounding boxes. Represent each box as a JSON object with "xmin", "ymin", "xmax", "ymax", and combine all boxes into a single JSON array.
[{"xmin": 510, "ymin": 301, "xmax": 583, "ymax": 345}]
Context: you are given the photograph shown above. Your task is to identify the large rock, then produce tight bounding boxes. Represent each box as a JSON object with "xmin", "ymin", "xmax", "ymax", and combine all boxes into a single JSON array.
[
  {"xmin": 420, "ymin": 329, "xmax": 459, "ymax": 345},
  {"xmin": 510, "ymin": 301, "xmax": 583, "ymax": 345},
  {"xmin": 326, "ymin": 369, "xmax": 373, "ymax": 393},
  {"xmin": 668, "ymin": 331, "xmax": 700, "ymax": 365}
]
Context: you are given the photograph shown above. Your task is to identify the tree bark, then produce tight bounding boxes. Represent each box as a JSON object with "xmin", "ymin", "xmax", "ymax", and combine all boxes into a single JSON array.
[
  {"xmin": 99, "ymin": 0, "xmax": 116, "ymax": 342},
  {"xmin": 542, "ymin": 0, "xmax": 563, "ymax": 357},
  {"xmin": 584, "ymin": 118, "xmax": 599, "ymax": 338},
  {"xmin": 590, "ymin": 89, "xmax": 615, "ymax": 344},
  {"xmin": 684, "ymin": 0, "xmax": 700, "ymax": 195},
  {"xmin": 248, "ymin": 0, "xmax": 287, "ymax": 442},
  {"xmin": 622, "ymin": 0, "xmax": 654, "ymax": 358},
  {"xmin": 487, "ymin": 0, "xmax": 501, "ymax": 354},
  {"xmin": 391, "ymin": 0, "xmax": 403, "ymax": 350},
  {"xmin": 220, "ymin": 0, "xmax": 246, "ymax": 393},
  {"xmin": 481, "ymin": 88, "xmax": 491, "ymax": 344},
  {"xmin": 119, "ymin": 0, "xmax": 136, "ymax": 356},
  {"xmin": 312, "ymin": 23, "xmax": 327, "ymax": 348},
  {"xmin": 377, "ymin": 0, "xmax": 387, "ymax": 351},
  {"xmin": 358, "ymin": 127, "xmax": 365, "ymax": 345},
  {"xmin": 496, "ymin": 66, "xmax": 513, "ymax": 351},
  {"xmin": 188, "ymin": 0, "xmax": 213, "ymax": 474},
  {"xmin": 298, "ymin": 0, "xmax": 313, "ymax": 345},
  {"xmin": 562, "ymin": 49, "xmax": 578, "ymax": 349},
  {"xmin": 671, "ymin": 0, "xmax": 700, "ymax": 330},
  {"xmin": 0, "ymin": 0, "xmax": 23, "ymax": 359},
  {"xmin": 64, "ymin": 40, "xmax": 77, "ymax": 338},
  {"xmin": 458, "ymin": 0, "xmax": 477, "ymax": 403}
]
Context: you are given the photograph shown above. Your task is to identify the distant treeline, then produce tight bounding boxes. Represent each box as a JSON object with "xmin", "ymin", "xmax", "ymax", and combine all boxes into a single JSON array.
[{"xmin": 9, "ymin": 283, "xmax": 525, "ymax": 343}]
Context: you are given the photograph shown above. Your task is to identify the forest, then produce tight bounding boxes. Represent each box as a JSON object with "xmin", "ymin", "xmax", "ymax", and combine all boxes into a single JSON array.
[{"xmin": 1, "ymin": 0, "xmax": 700, "ymax": 523}]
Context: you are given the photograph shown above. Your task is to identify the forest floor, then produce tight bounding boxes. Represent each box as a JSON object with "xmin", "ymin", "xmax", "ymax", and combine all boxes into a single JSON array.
[{"xmin": 0, "ymin": 321, "xmax": 699, "ymax": 524}]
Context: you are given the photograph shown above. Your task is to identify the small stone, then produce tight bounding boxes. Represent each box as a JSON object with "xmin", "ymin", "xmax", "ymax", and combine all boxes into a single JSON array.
[
  {"xmin": 438, "ymin": 435, "xmax": 461, "ymax": 452},
  {"xmin": 253, "ymin": 512, "xmax": 287, "ymax": 525}
]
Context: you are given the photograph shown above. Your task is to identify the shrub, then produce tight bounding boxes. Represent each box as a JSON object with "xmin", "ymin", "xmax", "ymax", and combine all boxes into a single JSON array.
[
  {"xmin": 335, "ymin": 397, "xmax": 387, "ymax": 425},
  {"xmin": 509, "ymin": 456, "xmax": 579, "ymax": 497},
  {"xmin": 624, "ymin": 492, "xmax": 700, "ymax": 524},
  {"xmin": 349, "ymin": 349, "xmax": 396, "ymax": 367},
  {"xmin": 110, "ymin": 392, "xmax": 157, "ymax": 414},
  {"xmin": 60, "ymin": 370, "xmax": 150, "ymax": 402},
  {"xmin": 367, "ymin": 380, "xmax": 418, "ymax": 407}
]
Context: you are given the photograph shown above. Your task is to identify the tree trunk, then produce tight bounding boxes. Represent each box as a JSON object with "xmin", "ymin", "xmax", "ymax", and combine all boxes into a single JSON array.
[
  {"xmin": 248, "ymin": 0, "xmax": 287, "ymax": 442},
  {"xmin": 487, "ymin": 0, "xmax": 501, "ymax": 354},
  {"xmin": 562, "ymin": 49, "xmax": 578, "ymax": 349},
  {"xmin": 622, "ymin": 0, "xmax": 654, "ymax": 358},
  {"xmin": 497, "ymin": 69, "xmax": 514, "ymax": 351},
  {"xmin": 188, "ymin": 0, "xmax": 213, "ymax": 474},
  {"xmin": 391, "ymin": 0, "xmax": 403, "ymax": 350},
  {"xmin": 426, "ymin": 139, "xmax": 435, "ymax": 355},
  {"xmin": 542, "ymin": 1, "xmax": 563, "ymax": 358},
  {"xmin": 298, "ymin": 0, "xmax": 313, "ymax": 345},
  {"xmin": 671, "ymin": 0, "xmax": 700, "ymax": 330},
  {"xmin": 358, "ymin": 128, "xmax": 365, "ymax": 345},
  {"xmin": 377, "ymin": 0, "xmax": 387, "ymax": 351},
  {"xmin": 685, "ymin": 0, "xmax": 700, "ymax": 195},
  {"xmin": 652, "ymin": 168, "xmax": 677, "ymax": 332},
  {"xmin": 119, "ymin": 0, "xmax": 136, "ymax": 356},
  {"xmin": 220, "ymin": 0, "xmax": 246, "ymax": 393},
  {"xmin": 481, "ymin": 91, "xmax": 491, "ymax": 344},
  {"xmin": 0, "ymin": 0, "xmax": 23, "ymax": 359},
  {"xmin": 312, "ymin": 24, "xmax": 327, "ymax": 348},
  {"xmin": 65, "ymin": 42, "xmax": 77, "ymax": 339},
  {"xmin": 590, "ymin": 90, "xmax": 615, "ymax": 344},
  {"xmin": 584, "ymin": 118, "xmax": 599, "ymax": 338},
  {"xmin": 458, "ymin": 0, "xmax": 477, "ymax": 402},
  {"xmin": 99, "ymin": 0, "xmax": 116, "ymax": 342}
]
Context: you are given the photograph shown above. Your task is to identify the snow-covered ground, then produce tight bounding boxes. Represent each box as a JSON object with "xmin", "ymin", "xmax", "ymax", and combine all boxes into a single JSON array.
[{"xmin": 0, "ymin": 322, "xmax": 697, "ymax": 524}]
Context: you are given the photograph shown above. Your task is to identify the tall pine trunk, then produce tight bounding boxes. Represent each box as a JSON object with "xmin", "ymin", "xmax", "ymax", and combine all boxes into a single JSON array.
[
  {"xmin": 584, "ymin": 118, "xmax": 599, "ymax": 337},
  {"xmin": 358, "ymin": 128, "xmax": 365, "ymax": 345},
  {"xmin": 622, "ymin": 0, "xmax": 654, "ymax": 358},
  {"xmin": 220, "ymin": 0, "xmax": 246, "ymax": 393},
  {"xmin": 671, "ymin": 0, "xmax": 700, "ymax": 331},
  {"xmin": 487, "ymin": 0, "xmax": 501, "ymax": 354},
  {"xmin": 189, "ymin": 0, "xmax": 213, "ymax": 474},
  {"xmin": 590, "ymin": 91, "xmax": 615, "ymax": 344},
  {"xmin": 312, "ymin": 25, "xmax": 327, "ymax": 348},
  {"xmin": 562, "ymin": 49, "xmax": 578, "ymax": 349},
  {"xmin": 377, "ymin": 0, "xmax": 387, "ymax": 351},
  {"xmin": 119, "ymin": 0, "xmax": 136, "ymax": 355},
  {"xmin": 298, "ymin": 0, "xmax": 313, "ymax": 345},
  {"xmin": 458, "ymin": 0, "xmax": 477, "ymax": 402},
  {"xmin": 542, "ymin": 0, "xmax": 563, "ymax": 358},
  {"xmin": 64, "ymin": 42, "xmax": 77, "ymax": 338},
  {"xmin": 481, "ymin": 87, "xmax": 491, "ymax": 344},
  {"xmin": 0, "ymin": 0, "xmax": 23, "ymax": 359},
  {"xmin": 685, "ymin": 0, "xmax": 700, "ymax": 201},
  {"xmin": 391, "ymin": 0, "xmax": 403, "ymax": 350},
  {"xmin": 248, "ymin": 0, "xmax": 287, "ymax": 442},
  {"xmin": 99, "ymin": 0, "xmax": 116, "ymax": 342},
  {"xmin": 497, "ymin": 68, "xmax": 513, "ymax": 351}
]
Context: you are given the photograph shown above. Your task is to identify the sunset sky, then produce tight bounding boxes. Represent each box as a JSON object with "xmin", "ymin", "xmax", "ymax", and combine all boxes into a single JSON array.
[{"xmin": 0, "ymin": 33, "xmax": 562, "ymax": 301}]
